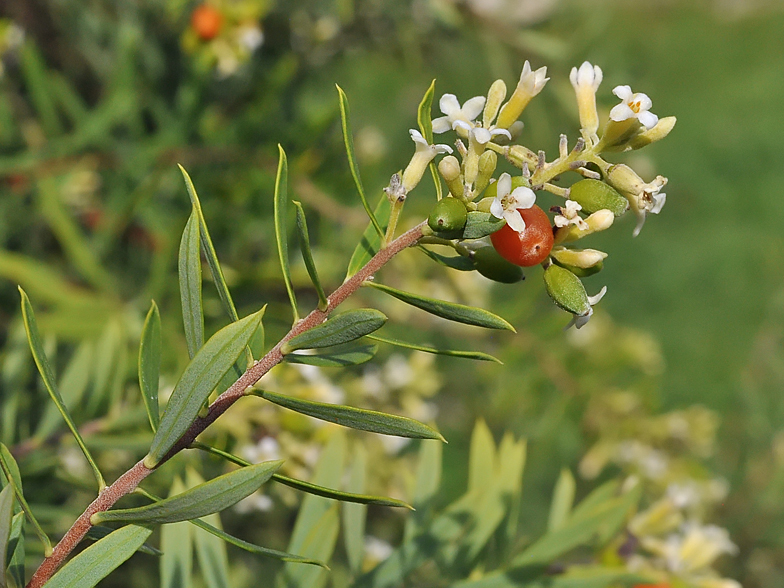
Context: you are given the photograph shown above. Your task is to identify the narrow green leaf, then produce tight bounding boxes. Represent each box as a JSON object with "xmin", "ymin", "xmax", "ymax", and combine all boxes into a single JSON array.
[
  {"xmin": 252, "ymin": 389, "xmax": 444, "ymax": 440},
  {"xmin": 190, "ymin": 442, "xmax": 409, "ymax": 508},
  {"xmin": 368, "ymin": 334, "xmax": 501, "ymax": 363},
  {"xmin": 186, "ymin": 469, "xmax": 230, "ymax": 588},
  {"xmin": 293, "ymin": 201, "xmax": 328, "ymax": 310},
  {"xmin": 179, "ymin": 211, "xmax": 204, "ymax": 359},
  {"xmin": 160, "ymin": 478, "xmax": 193, "ymax": 588},
  {"xmin": 19, "ymin": 43, "xmax": 63, "ymax": 136},
  {"xmin": 343, "ymin": 443, "xmax": 368, "ymax": 573},
  {"xmin": 0, "ymin": 484, "xmax": 14, "ymax": 588},
  {"xmin": 6, "ymin": 512, "xmax": 24, "ymax": 587},
  {"xmin": 366, "ymin": 282, "xmax": 515, "ymax": 331},
  {"xmin": 419, "ymin": 246, "xmax": 475, "ymax": 271},
  {"xmin": 548, "ymin": 469, "xmax": 576, "ymax": 532},
  {"xmin": 468, "ymin": 419, "xmax": 496, "ymax": 493},
  {"xmin": 462, "ymin": 211, "xmax": 506, "ymax": 240},
  {"xmin": 346, "ymin": 194, "xmax": 391, "ymax": 278},
  {"xmin": 177, "ymin": 165, "xmax": 253, "ymax": 367},
  {"xmin": 281, "ymin": 506, "xmax": 339, "ymax": 588},
  {"xmin": 416, "ymin": 79, "xmax": 443, "ymax": 200},
  {"xmin": 137, "ymin": 485, "xmax": 326, "ymax": 568},
  {"xmin": 85, "ymin": 525, "xmax": 162, "ymax": 556},
  {"xmin": 281, "ymin": 309, "xmax": 387, "ymax": 354},
  {"xmin": 274, "ymin": 146, "xmax": 299, "ymax": 321},
  {"xmin": 18, "ymin": 288, "xmax": 105, "ymax": 491},
  {"xmin": 568, "ymin": 479, "xmax": 620, "ymax": 521},
  {"xmin": 336, "ymin": 85, "xmax": 384, "ymax": 238},
  {"xmin": 34, "ymin": 339, "xmax": 93, "ymax": 440},
  {"xmin": 283, "ymin": 342, "xmax": 378, "ymax": 367},
  {"xmin": 44, "ymin": 525, "xmax": 151, "ymax": 588},
  {"xmin": 139, "ymin": 301, "xmax": 161, "ymax": 432},
  {"xmin": 145, "ymin": 308, "xmax": 264, "ymax": 467},
  {"xmin": 94, "ymin": 461, "xmax": 283, "ymax": 525}
]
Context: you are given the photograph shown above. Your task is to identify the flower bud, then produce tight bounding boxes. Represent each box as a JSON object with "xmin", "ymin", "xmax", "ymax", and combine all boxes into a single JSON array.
[
  {"xmin": 472, "ymin": 246, "xmax": 524, "ymax": 284},
  {"xmin": 483, "ymin": 79, "xmax": 507, "ymax": 128},
  {"xmin": 474, "ymin": 151, "xmax": 498, "ymax": 196},
  {"xmin": 568, "ymin": 179, "xmax": 628, "ymax": 216},
  {"xmin": 427, "ymin": 197, "xmax": 467, "ymax": 233},
  {"xmin": 554, "ymin": 209, "xmax": 614, "ymax": 243},
  {"xmin": 627, "ymin": 116, "xmax": 677, "ymax": 150},
  {"xmin": 438, "ymin": 155, "xmax": 464, "ymax": 199},
  {"xmin": 495, "ymin": 61, "xmax": 548, "ymax": 129},
  {"xmin": 505, "ymin": 144, "xmax": 538, "ymax": 168},
  {"xmin": 569, "ymin": 62, "xmax": 602, "ymax": 142},
  {"xmin": 550, "ymin": 246, "xmax": 607, "ymax": 277}
]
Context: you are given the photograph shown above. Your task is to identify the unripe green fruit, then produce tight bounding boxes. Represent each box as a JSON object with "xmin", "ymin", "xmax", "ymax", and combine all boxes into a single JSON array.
[
  {"xmin": 472, "ymin": 247, "xmax": 525, "ymax": 284},
  {"xmin": 428, "ymin": 198, "xmax": 467, "ymax": 232},
  {"xmin": 551, "ymin": 258, "xmax": 603, "ymax": 277},
  {"xmin": 543, "ymin": 264, "xmax": 590, "ymax": 315},
  {"xmin": 568, "ymin": 179, "xmax": 628, "ymax": 216}
]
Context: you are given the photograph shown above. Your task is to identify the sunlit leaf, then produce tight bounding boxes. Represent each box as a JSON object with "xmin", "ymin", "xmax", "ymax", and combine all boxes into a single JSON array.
[
  {"xmin": 548, "ymin": 469, "xmax": 576, "ymax": 532},
  {"xmin": 366, "ymin": 282, "xmax": 515, "ymax": 331},
  {"xmin": 139, "ymin": 301, "xmax": 161, "ymax": 432},
  {"xmin": 343, "ymin": 443, "xmax": 367, "ymax": 574},
  {"xmin": 145, "ymin": 308, "xmax": 264, "ymax": 467},
  {"xmin": 274, "ymin": 145, "xmax": 299, "ymax": 321},
  {"xmin": 281, "ymin": 309, "xmax": 386, "ymax": 354},
  {"xmin": 252, "ymin": 389, "xmax": 445, "ymax": 440},
  {"xmin": 283, "ymin": 342, "xmax": 378, "ymax": 367},
  {"xmin": 0, "ymin": 484, "xmax": 14, "ymax": 588},
  {"xmin": 293, "ymin": 201, "xmax": 328, "ymax": 310},
  {"xmin": 368, "ymin": 334, "xmax": 501, "ymax": 363},
  {"xmin": 346, "ymin": 194, "xmax": 391, "ymax": 279},
  {"xmin": 416, "ymin": 79, "xmax": 443, "ymax": 200},
  {"xmin": 468, "ymin": 419, "xmax": 496, "ymax": 493},
  {"xmin": 280, "ymin": 506, "xmax": 339, "ymax": 588},
  {"xmin": 179, "ymin": 210, "xmax": 204, "ymax": 359},
  {"xmin": 18, "ymin": 288, "xmax": 105, "ymax": 491},
  {"xmin": 336, "ymin": 85, "xmax": 383, "ymax": 238},
  {"xmin": 94, "ymin": 461, "xmax": 282, "ymax": 525},
  {"xmin": 44, "ymin": 525, "xmax": 152, "ymax": 588}
]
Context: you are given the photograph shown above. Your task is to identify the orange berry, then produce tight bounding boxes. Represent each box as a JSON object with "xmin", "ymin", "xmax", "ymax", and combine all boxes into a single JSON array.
[
  {"xmin": 490, "ymin": 205, "xmax": 554, "ymax": 267},
  {"xmin": 191, "ymin": 4, "xmax": 223, "ymax": 41}
]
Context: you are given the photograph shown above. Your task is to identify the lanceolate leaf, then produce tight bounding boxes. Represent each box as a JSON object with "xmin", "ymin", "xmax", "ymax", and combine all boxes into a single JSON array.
[
  {"xmin": 336, "ymin": 85, "xmax": 383, "ymax": 238},
  {"xmin": 366, "ymin": 282, "xmax": 516, "ymax": 331},
  {"xmin": 18, "ymin": 288, "xmax": 105, "ymax": 491},
  {"xmin": 0, "ymin": 484, "xmax": 14, "ymax": 587},
  {"xmin": 179, "ymin": 210, "xmax": 204, "ymax": 359},
  {"xmin": 368, "ymin": 334, "xmax": 502, "ymax": 363},
  {"xmin": 186, "ymin": 469, "xmax": 230, "ymax": 588},
  {"xmin": 274, "ymin": 146, "xmax": 299, "ymax": 321},
  {"xmin": 417, "ymin": 79, "xmax": 443, "ymax": 200},
  {"xmin": 252, "ymin": 389, "xmax": 445, "ymax": 441},
  {"xmin": 283, "ymin": 342, "xmax": 378, "ymax": 367},
  {"xmin": 190, "ymin": 443, "xmax": 410, "ymax": 508},
  {"xmin": 293, "ymin": 201, "xmax": 328, "ymax": 310},
  {"xmin": 548, "ymin": 469, "xmax": 576, "ymax": 532},
  {"xmin": 44, "ymin": 525, "xmax": 152, "ymax": 588},
  {"xmin": 346, "ymin": 194, "xmax": 391, "ymax": 278},
  {"xmin": 419, "ymin": 246, "xmax": 475, "ymax": 271},
  {"xmin": 7, "ymin": 512, "xmax": 25, "ymax": 587},
  {"xmin": 343, "ymin": 444, "xmax": 368, "ymax": 573},
  {"xmin": 159, "ymin": 478, "xmax": 192, "ymax": 588},
  {"xmin": 145, "ymin": 309, "xmax": 264, "ymax": 467},
  {"xmin": 139, "ymin": 301, "xmax": 161, "ymax": 432},
  {"xmin": 93, "ymin": 461, "xmax": 283, "ymax": 525},
  {"xmin": 281, "ymin": 309, "xmax": 386, "ymax": 354},
  {"xmin": 177, "ymin": 165, "xmax": 253, "ymax": 368},
  {"xmin": 86, "ymin": 525, "xmax": 162, "ymax": 556}
]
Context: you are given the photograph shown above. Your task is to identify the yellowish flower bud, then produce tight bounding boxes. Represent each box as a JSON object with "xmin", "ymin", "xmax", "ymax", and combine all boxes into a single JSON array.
[
  {"xmin": 495, "ymin": 61, "xmax": 548, "ymax": 129},
  {"xmin": 474, "ymin": 151, "xmax": 498, "ymax": 196},
  {"xmin": 627, "ymin": 116, "xmax": 677, "ymax": 150},
  {"xmin": 569, "ymin": 62, "xmax": 602, "ymax": 142},
  {"xmin": 438, "ymin": 155, "xmax": 464, "ymax": 198},
  {"xmin": 483, "ymin": 79, "xmax": 507, "ymax": 128},
  {"xmin": 554, "ymin": 209, "xmax": 614, "ymax": 243},
  {"xmin": 505, "ymin": 144, "xmax": 538, "ymax": 168}
]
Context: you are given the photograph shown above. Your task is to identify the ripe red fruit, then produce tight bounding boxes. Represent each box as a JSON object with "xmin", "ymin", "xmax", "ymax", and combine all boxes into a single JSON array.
[
  {"xmin": 490, "ymin": 205, "xmax": 554, "ymax": 267},
  {"xmin": 191, "ymin": 4, "xmax": 223, "ymax": 41}
]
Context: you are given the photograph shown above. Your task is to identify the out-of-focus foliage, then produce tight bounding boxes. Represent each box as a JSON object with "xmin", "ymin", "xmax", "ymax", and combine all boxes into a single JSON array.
[{"xmin": 0, "ymin": 0, "xmax": 782, "ymax": 587}]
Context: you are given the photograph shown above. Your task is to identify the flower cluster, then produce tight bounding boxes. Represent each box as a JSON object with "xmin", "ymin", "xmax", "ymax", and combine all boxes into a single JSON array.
[{"xmin": 392, "ymin": 60, "xmax": 675, "ymax": 328}]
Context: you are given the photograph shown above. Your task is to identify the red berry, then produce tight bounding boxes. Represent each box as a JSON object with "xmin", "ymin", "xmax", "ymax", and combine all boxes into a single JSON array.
[
  {"xmin": 191, "ymin": 4, "xmax": 223, "ymax": 41},
  {"xmin": 490, "ymin": 205, "xmax": 554, "ymax": 267}
]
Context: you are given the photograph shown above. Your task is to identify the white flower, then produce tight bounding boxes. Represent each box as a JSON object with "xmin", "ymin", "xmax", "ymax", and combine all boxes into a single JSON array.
[
  {"xmin": 518, "ymin": 60, "xmax": 549, "ymax": 96},
  {"xmin": 451, "ymin": 120, "xmax": 511, "ymax": 145},
  {"xmin": 489, "ymin": 172, "xmax": 536, "ymax": 233},
  {"xmin": 660, "ymin": 522, "xmax": 738, "ymax": 575},
  {"xmin": 610, "ymin": 85, "xmax": 659, "ymax": 130},
  {"xmin": 400, "ymin": 130, "xmax": 453, "ymax": 193},
  {"xmin": 553, "ymin": 200, "xmax": 589, "ymax": 230},
  {"xmin": 432, "ymin": 93, "xmax": 486, "ymax": 134}
]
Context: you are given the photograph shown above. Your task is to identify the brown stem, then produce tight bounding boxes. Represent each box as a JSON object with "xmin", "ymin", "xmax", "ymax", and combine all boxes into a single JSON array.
[{"xmin": 26, "ymin": 222, "xmax": 426, "ymax": 588}]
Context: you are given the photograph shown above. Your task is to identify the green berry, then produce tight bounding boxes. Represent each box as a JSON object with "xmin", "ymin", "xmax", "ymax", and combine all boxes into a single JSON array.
[{"xmin": 428, "ymin": 198, "xmax": 468, "ymax": 232}]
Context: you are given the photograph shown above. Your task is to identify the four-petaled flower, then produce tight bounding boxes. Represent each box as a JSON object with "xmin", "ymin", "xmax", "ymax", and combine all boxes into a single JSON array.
[
  {"xmin": 432, "ymin": 93, "xmax": 486, "ymax": 134},
  {"xmin": 610, "ymin": 85, "xmax": 659, "ymax": 130},
  {"xmin": 489, "ymin": 172, "xmax": 536, "ymax": 233},
  {"xmin": 553, "ymin": 199, "xmax": 589, "ymax": 230},
  {"xmin": 452, "ymin": 120, "xmax": 511, "ymax": 145},
  {"xmin": 400, "ymin": 129, "xmax": 453, "ymax": 193}
]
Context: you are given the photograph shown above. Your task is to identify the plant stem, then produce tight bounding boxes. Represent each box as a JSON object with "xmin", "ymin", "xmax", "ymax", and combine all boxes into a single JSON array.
[{"xmin": 26, "ymin": 221, "xmax": 427, "ymax": 588}]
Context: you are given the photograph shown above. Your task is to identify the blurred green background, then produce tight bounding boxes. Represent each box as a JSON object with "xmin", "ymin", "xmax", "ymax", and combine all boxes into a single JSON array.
[{"xmin": 1, "ymin": 0, "xmax": 784, "ymax": 586}]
